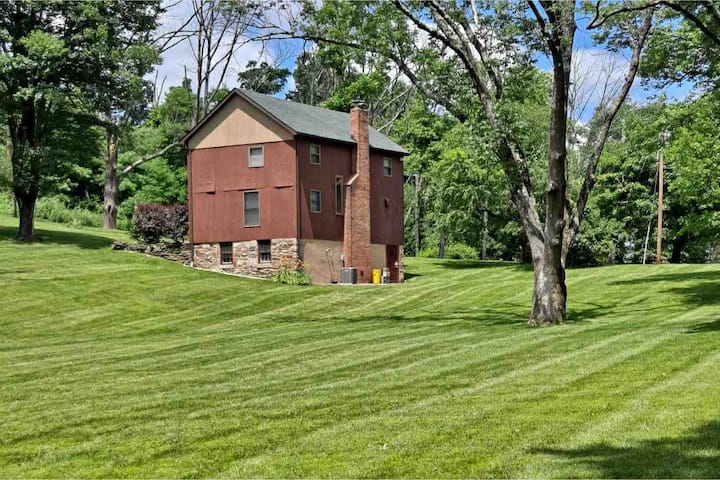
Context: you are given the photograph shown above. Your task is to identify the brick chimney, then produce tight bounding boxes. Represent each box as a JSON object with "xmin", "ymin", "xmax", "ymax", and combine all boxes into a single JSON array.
[{"xmin": 343, "ymin": 99, "xmax": 372, "ymax": 282}]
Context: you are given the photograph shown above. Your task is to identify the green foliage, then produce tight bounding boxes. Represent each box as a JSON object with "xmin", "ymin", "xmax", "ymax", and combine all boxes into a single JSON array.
[
  {"xmin": 272, "ymin": 258, "xmax": 313, "ymax": 285},
  {"xmin": 34, "ymin": 196, "xmax": 102, "ymax": 228},
  {"xmin": 444, "ymin": 243, "xmax": 479, "ymax": 260},
  {"xmin": 238, "ymin": 60, "xmax": 290, "ymax": 94}
]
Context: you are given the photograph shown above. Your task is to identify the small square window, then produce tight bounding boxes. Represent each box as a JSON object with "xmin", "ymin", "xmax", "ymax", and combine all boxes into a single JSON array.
[
  {"xmin": 248, "ymin": 146, "xmax": 264, "ymax": 167},
  {"xmin": 220, "ymin": 242, "xmax": 233, "ymax": 265},
  {"xmin": 383, "ymin": 157, "xmax": 392, "ymax": 177},
  {"xmin": 310, "ymin": 190, "xmax": 321, "ymax": 213},
  {"xmin": 258, "ymin": 240, "xmax": 271, "ymax": 263},
  {"xmin": 310, "ymin": 144, "xmax": 321, "ymax": 165},
  {"xmin": 335, "ymin": 176, "xmax": 344, "ymax": 215},
  {"xmin": 244, "ymin": 191, "xmax": 259, "ymax": 227}
]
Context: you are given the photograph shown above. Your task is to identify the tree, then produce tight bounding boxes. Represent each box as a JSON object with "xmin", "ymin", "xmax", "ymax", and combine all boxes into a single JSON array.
[
  {"xmin": 96, "ymin": 6, "xmax": 163, "ymax": 229},
  {"xmin": 284, "ymin": 1, "xmax": 653, "ymax": 325},
  {"xmin": 0, "ymin": 1, "xmax": 162, "ymax": 241},
  {"xmin": 237, "ymin": 60, "xmax": 290, "ymax": 94}
]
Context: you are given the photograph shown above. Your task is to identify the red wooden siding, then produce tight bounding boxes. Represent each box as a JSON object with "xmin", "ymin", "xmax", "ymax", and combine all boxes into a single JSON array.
[
  {"xmin": 189, "ymin": 141, "xmax": 297, "ymax": 243},
  {"xmin": 297, "ymin": 138, "xmax": 353, "ymax": 241},
  {"xmin": 370, "ymin": 152, "xmax": 404, "ymax": 246},
  {"xmin": 296, "ymin": 137, "xmax": 403, "ymax": 245}
]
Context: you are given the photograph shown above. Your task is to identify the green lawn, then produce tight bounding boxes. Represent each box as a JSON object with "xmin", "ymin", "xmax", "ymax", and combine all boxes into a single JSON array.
[{"xmin": 1, "ymin": 214, "xmax": 719, "ymax": 478}]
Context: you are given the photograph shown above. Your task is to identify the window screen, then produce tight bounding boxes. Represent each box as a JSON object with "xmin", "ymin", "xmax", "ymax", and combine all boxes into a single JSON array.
[
  {"xmin": 258, "ymin": 240, "xmax": 271, "ymax": 263},
  {"xmin": 310, "ymin": 190, "xmax": 321, "ymax": 213},
  {"xmin": 335, "ymin": 176, "xmax": 344, "ymax": 215},
  {"xmin": 310, "ymin": 144, "xmax": 321, "ymax": 165},
  {"xmin": 248, "ymin": 146, "xmax": 264, "ymax": 167},
  {"xmin": 383, "ymin": 157, "xmax": 392, "ymax": 176},
  {"xmin": 244, "ymin": 191, "xmax": 259, "ymax": 226},
  {"xmin": 220, "ymin": 242, "xmax": 233, "ymax": 265}
]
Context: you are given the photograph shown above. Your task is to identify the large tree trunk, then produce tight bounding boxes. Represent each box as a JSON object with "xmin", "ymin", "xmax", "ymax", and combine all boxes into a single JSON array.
[
  {"xmin": 670, "ymin": 235, "xmax": 687, "ymax": 263},
  {"xmin": 527, "ymin": 3, "xmax": 574, "ymax": 326},
  {"xmin": 103, "ymin": 133, "xmax": 119, "ymax": 229},
  {"xmin": 15, "ymin": 191, "xmax": 36, "ymax": 242}
]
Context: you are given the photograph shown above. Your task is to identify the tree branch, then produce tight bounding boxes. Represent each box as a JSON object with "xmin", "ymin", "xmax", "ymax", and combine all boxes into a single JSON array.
[
  {"xmin": 565, "ymin": 8, "xmax": 655, "ymax": 255},
  {"xmin": 120, "ymin": 142, "xmax": 181, "ymax": 177}
]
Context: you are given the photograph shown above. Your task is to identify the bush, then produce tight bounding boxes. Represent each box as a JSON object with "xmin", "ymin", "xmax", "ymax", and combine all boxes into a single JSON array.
[
  {"xmin": 132, "ymin": 203, "xmax": 188, "ymax": 244},
  {"xmin": 273, "ymin": 257, "xmax": 312, "ymax": 285},
  {"xmin": 34, "ymin": 196, "xmax": 102, "ymax": 228},
  {"xmin": 445, "ymin": 243, "xmax": 479, "ymax": 260}
]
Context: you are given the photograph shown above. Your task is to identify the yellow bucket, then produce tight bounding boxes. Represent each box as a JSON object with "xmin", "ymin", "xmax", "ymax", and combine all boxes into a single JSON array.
[{"xmin": 372, "ymin": 269, "xmax": 382, "ymax": 284}]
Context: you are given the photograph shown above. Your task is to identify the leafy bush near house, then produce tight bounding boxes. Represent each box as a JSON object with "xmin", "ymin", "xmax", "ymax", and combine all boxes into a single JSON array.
[
  {"xmin": 273, "ymin": 257, "xmax": 312, "ymax": 285},
  {"xmin": 445, "ymin": 243, "xmax": 479, "ymax": 260},
  {"xmin": 132, "ymin": 203, "xmax": 188, "ymax": 244}
]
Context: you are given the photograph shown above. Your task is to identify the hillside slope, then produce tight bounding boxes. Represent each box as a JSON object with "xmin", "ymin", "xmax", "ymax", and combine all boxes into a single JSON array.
[{"xmin": 1, "ymin": 215, "xmax": 719, "ymax": 478}]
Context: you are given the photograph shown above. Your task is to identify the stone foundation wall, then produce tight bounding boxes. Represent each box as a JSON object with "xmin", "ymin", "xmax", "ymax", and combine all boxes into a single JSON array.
[{"xmin": 192, "ymin": 238, "xmax": 299, "ymax": 278}]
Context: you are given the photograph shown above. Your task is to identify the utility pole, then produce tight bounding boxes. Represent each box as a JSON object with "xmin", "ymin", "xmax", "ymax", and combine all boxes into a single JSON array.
[
  {"xmin": 414, "ymin": 174, "xmax": 421, "ymax": 257},
  {"xmin": 655, "ymin": 148, "xmax": 664, "ymax": 264}
]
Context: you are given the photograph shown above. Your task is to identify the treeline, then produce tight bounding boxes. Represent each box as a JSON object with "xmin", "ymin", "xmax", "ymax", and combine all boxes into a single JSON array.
[{"xmin": 2, "ymin": 0, "xmax": 719, "ymax": 269}]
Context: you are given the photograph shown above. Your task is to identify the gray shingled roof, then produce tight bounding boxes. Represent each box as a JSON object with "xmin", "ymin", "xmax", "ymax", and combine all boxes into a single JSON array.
[{"xmin": 238, "ymin": 89, "xmax": 408, "ymax": 155}]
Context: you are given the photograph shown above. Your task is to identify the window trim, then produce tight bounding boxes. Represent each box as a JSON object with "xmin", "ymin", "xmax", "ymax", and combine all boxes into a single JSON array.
[
  {"xmin": 248, "ymin": 145, "xmax": 264, "ymax": 168},
  {"xmin": 220, "ymin": 242, "xmax": 233, "ymax": 265},
  {"xmin": 258, "ymin": 239, "xmax": 271, "ymax": 264},
  {"xmin": 383, "ymin": 157, "xmax": 392, "ymax": 177},
  {"xmin": 243, "ymin": 190, "xmax": 260, "ymax": 227},
  {"xmin": 335, "ymin": 175, "xmax": 344, "ymax": 215},
  {"xmin": 310, "ymin": 189, "xmax": 322, "ymax": 214},
  {"xmin": 309, "ymin": 143, "xmax": 321, "ymax": 165}
]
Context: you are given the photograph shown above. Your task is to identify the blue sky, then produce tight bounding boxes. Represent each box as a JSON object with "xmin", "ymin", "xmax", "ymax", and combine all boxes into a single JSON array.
[{"xmin": 154, "ymin": 0, "xmax": 693, "ymax": 120}]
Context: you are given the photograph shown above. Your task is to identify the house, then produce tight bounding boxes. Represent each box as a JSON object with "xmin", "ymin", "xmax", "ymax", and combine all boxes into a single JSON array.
[{"xmin": 181, "ymin": 89, "xmax": 407, "ymax": 284}]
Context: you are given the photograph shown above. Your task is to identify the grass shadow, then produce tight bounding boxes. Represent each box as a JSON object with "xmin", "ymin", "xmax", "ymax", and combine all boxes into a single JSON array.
[
  {"xmin": 532, "ymin": 420, "xmax": 720, "ymax": 478},
  {"xmin": 0, "ymin": 225, "xmax": 115, "ymax": 250}
]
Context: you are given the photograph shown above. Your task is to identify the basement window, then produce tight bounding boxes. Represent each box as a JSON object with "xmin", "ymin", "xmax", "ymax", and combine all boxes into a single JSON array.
[
  {"xmin": 383, "ymin": 157, "xmax": 392, "ymax": 177},
  {"xmin": 258, "ymin": 240, "xmax": 271, "ymax": 263},
  {"xmin": 244, "ymin": 191, "xmax": 260, "ymax": 227},
  {"xmin": 335, "ymin": 175, "xmax": 344, "ymax": 215},
  {"xmin": 220, "ymin": 242, "xmax": 233, "ymax": 265},
  {"xmin": 310, "ymin": 144, "xmax": 321, "ymax": 165},
  {"xmin": 248, "ymin": 146, "xmax": 264, "ymax": 167},
  {"xmin": 310, "ymin": 190, "xmax": 321, "ymax": 213}
]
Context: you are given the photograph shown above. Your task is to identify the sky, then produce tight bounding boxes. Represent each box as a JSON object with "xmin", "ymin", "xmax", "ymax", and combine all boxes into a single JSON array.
[{"xmin": 153, "ymin": 1, "xmax": 693, "ymax": 121}]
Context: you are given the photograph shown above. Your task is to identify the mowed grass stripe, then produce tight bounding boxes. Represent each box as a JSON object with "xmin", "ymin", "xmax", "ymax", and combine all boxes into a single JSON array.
[{"xmin": 2, "ymin": 213, "xmax": 719, "ymax": 478}]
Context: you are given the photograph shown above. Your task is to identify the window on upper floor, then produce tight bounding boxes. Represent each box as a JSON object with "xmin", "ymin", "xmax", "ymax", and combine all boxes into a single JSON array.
[
  {"xmin": 310, "ymin": 190, "xmax": 321, "ymax": 213},
  {"xmin": 383, "ymin": 157, "xmax": 392, "ymax": 177},
  {"xmin": 310, "ymin": 144, "xmax": 321, "ymax": 165},
  {"xmin": 248, "ymin": 146, "xmax": 264, "ymax": 167},
  {"xmin": 335, "ymin": 176, "xmax": 344, "ymax": 215},
  {"xmin": 244, "ymin": 191, "xmax": 260, "ymax": 226}
]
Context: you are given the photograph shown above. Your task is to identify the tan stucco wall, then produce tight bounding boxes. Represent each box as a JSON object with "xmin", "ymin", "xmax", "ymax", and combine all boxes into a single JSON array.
[
  {"xmin": 300, "ymin": 239, "xmax": 389, "ymax": 284},
  {"xmin": 371, "ymin": 244, "xmax": 386, "ymax": 272},
  {"xmin": 300, "ymin": 239, "xmax": 343, "ymax": 284},
  {"xmin": 188, "ymin": 95, "xmax": 293, "ymax": 149}
]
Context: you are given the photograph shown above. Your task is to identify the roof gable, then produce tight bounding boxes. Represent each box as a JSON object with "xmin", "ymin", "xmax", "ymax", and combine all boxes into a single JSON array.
[{"xmin": 183, "ymin": 89, "xmax": 408, "ymax": 155}]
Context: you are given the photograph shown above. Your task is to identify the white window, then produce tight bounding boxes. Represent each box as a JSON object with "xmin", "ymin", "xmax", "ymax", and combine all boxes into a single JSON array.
[
  {"xmin": 383, "ymin": 157, "xmax": 392, "ymax": 177},
  {"xmin": 310, "ymin": 190, "xmax": 321, "ymax": 213},
  {"xmin": 335, "ymin": 176, "xmax": 344, "ymax": 215},
  {"xmin": 248, "ymin": 146, "xmax": 264, "ymax": 167},
  {"xmin": 244, "ymin": 191, "xmax": 259, "ymax": 226},
  {"xmin": 310, "ymin": 144, "xmax": 321, "ymax": 165}
]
